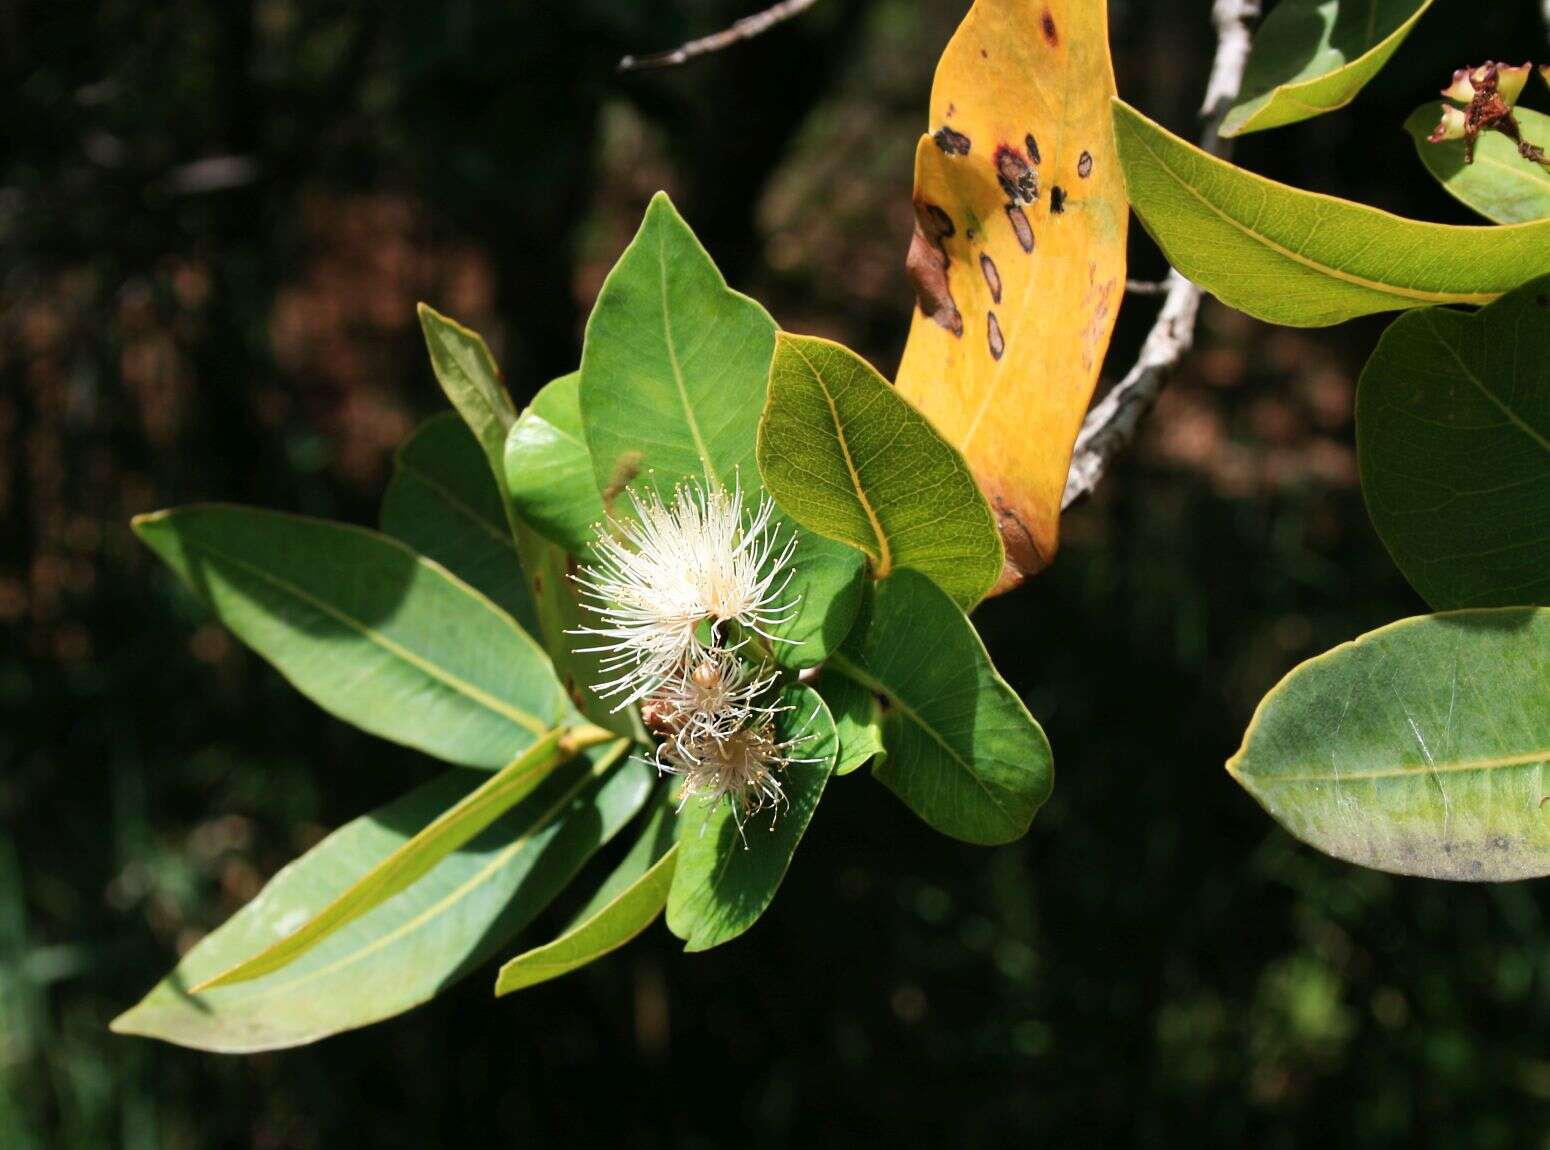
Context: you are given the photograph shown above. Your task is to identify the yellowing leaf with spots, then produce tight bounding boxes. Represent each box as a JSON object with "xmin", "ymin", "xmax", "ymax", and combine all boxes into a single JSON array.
[{"xmin": 896, "ymin": 0, "xmax": 1127, "ymax": 591}]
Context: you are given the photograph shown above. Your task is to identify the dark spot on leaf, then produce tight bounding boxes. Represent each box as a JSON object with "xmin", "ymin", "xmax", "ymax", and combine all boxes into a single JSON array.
[
  {"xmin": 1025, "ymin": 133, "xmax": 1041, "ymax": 166},
  {"xmin": 533, "ymin": 573, "xmax": 544, "ymax": 595},
  {"xmin": 933, "ymin": 126, "xmax": 972, "ymax": 156},
  {"xmin": 980, "ymin": 48, "xmax": 988, "ymax": 59},
  {"xmin": 992, "ymin": 493, "xmax": 1046, "ymax": 580},
  {"xmin": 994, "ymin": 145, "xmax": 1038, "ymax": 204},
  {"xmin": 1005, "ymin": 204, "xmax": 1035, "ymax": 253},
  {"xmin": 923, "ymin": 203, "xmax": 955, "ymax": 238},
  {"xmin": 1050, "ymin": 186, "xmax": 1066, "ymax": 214},
  {"xmin": 906, "ymin": 200, "xmax": 963, "ymax": 337},
  {"xmin": 966, "ymin": 227, "xmax": 976, "ymax": 241},
  {"xmin": 601, "ymin": 453, "xmax": 643, "ymax": 514},
  {"xmin": 980, "ymin": 253, "xmax": 1002, "ymax": 303},
  {"xmin": 1078, "ymin": 151, "xmax": 1093, "ymax": 178},
  {"xmin": 986, "ymin": 312, "xmax": 1005, "ymax": 360},
  {"xmin": 1041, "ymin": 10, "xmax": 1058, "ymax": 45}
]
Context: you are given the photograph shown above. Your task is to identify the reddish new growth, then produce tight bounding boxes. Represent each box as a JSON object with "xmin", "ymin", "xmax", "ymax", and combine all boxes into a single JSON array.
[{"xmin": 1428, "ymin": 61, "xmax": 1546, "ymax": 168}]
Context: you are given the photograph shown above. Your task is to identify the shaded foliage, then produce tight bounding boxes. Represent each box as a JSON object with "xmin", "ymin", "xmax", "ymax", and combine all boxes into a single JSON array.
[{"xmin": 4, "ymin": 1, "xmax": 1550, "ymax": 1145}]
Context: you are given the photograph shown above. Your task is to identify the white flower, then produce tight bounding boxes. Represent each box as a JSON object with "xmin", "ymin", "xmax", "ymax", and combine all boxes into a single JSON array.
[
  {"xmin": 573, "ymin": 480, "xmax": 798, "ymax": 708},
  {"xmin": 642, "ymin": 651, "xmax": 781, "ymax": 745},
  {"xmin": 656, "ymin": 707, "xmax": 808, "ymax": 823}
]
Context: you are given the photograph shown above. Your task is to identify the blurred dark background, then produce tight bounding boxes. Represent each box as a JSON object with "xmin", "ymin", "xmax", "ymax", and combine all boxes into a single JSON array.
[{"xmin": 4, "ymin": 1, "xmax": 1550, "ymax": 1146}]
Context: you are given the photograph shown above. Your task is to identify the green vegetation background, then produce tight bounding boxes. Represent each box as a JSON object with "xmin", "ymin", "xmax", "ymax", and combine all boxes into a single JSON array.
[{"xmin": 3, "ymin": 1, "xmax": 1548, "ymax": 1145}]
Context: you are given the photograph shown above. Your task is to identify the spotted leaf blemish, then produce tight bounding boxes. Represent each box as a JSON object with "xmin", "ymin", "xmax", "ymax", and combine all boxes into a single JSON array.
[
  {"xmin": 1041, "ymin": 10, "xmax": 1058, "ymax": 46},
  {"xmin": 1025, "ymin": 132, "xmax": 1042, "ymax": 166},
  {"xmin": 980, "ymin": 253, "xmax": 1002, "ymax": 303},
  {"xmin": 994, "ymin": 145, "xmax": 1038, "ymax": 204},
  {"xmin": 906, "ymin": 201, "xmax": 963, "ymax": 336},
  {"xmin": 933, "ymin": 126, "xmax": 972, "ymax": 156},
  {"xmin": 1077, "ymin": 151, "xmax": 1093, "ymax": 178},
  {"xmin": 1005, "ymin": 204, "xmax": 1035, "ymax": 253},
  {"xmin": 1050, "ymin": 186, "xmax": 1066, "ymax": 214},
  {"xmin": 987, "ymin": 312, "xmax": 1005, "ymax": 360}
]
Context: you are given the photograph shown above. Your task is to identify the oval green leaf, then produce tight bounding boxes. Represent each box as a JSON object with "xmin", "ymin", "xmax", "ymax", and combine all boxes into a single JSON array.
[
  {"xmin": 1221, "ymin": 0, "xmax": 1433, "ymax": 137},
  {"xmin": 382, "ymin": 412, "xmax": 537, "ymax": 636},
  {"xmin": 133, "ymin": 505, "xmax": 574, "ymax": 769},
  {"xmin": 412, "ymin": 307, "xmax": 633, "ymax": 738},
  {"xmin": 1229, "ymin": 609, "xmax": 1550, "ymax": 881},
  {"xmin": 1112, "ymin": 99, "xmax": 1550, "ymax": 327},
  {"xmin": 495, "ymin": 787, "xmax": 678, "ymax": 995},
  {"xmin": 831, "ymin": 570, "xmax": 1052, "ymax": 845},
  {"xmin": 505, "ymin": 372, "xmax": 606, "ymax": 556},
  {"xmin": 1357, "ymin": 275, "xmax": 1550, "ymax": 610},
  {"xmin": 1405, "ymin": 104, "xmax": 1550, "ymax": 225},
  {"xmin": 666, "ymin": 683, "xmax": 838, "ymax": 952},
  {"xmin": 759, "ymin": 333, "xmax": 1003, "ymax": 609},
  {"xmin": 577, "ymin": 191, "xmax": 865, "ymax": 665},
  {"xmin": 111, "ymin": 751, "xmax": 653, "ymax": 1051}
]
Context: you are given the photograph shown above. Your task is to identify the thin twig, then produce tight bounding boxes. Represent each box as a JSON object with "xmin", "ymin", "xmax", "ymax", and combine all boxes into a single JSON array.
[
  {"xmin": 619, "ymin": 0, "xmax": 821, "ymax": 72},
  {"xmin": 1124, "ymin": 279, "xmax": 1171, "ymax": 296},
  {"xmin": 1062, "ymin": 0, "xmax": 1261, "ymax": 510}
]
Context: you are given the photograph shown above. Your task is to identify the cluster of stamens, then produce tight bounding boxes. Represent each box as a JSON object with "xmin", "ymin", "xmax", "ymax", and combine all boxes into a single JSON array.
[{"xmin": 572, "ymin": 479, "xmax": 806, "ymax": 823}]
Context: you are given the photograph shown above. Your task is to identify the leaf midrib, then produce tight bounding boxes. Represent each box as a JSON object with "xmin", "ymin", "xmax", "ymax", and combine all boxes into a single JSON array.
[
  {"xmin": 828, "ymin": 654, "xmax": 1017, "ymax": 832},
  {"xmin": 1428, "ymin": 311, "xmax": 1550, "ymax": 456},
  {"xmin": 192, "ymin": 538, "xmax": 548, "ymax": 736},
  {"xmin": 1239, "ymin": 746, "xmax": 1550, "ymax": 785},
  {"xmin": 658, "ymin": 223, "xmax": 719, "ymax": 489},
  {"xmin": 397, "ymin": 459, "xmax": 518, "ymax": 553},
  {"xmin": 1125, "ymin": 106, "xmax": 1500, "ymax": 307},
  {"xmin": 787, "ymin": 340, "xmax": 892, "ymax": 577},
  {"xmin": 196, "ymin": 749, "xmax": 622, "ymax": 1005}
]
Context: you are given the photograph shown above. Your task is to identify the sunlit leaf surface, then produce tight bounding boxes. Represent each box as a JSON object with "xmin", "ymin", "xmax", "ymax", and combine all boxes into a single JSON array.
[
  {"xmin": 1230, "ymin": 610, "xmax": 1550, "ymax": 881},
  {"xmin": 894, "ymin": 0, "xmax": 1128, "ymax": 589}
]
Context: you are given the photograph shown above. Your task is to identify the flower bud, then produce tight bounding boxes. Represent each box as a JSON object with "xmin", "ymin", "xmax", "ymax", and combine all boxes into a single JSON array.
[
  {"xmin": 1497, "ymin": 62, "xmax": 1532, "ymax": 108},
  {"xmin": 1429, "ymin": 105, "xmax": 1468, "ymax": 144},
  {"xmin": 1441, "ymin": 68, "xmax": 1476, "ymax": 104}
]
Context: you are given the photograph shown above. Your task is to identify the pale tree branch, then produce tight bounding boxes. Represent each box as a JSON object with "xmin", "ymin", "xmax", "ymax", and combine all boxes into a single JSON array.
[
  {"xmin": 1062, "ymin": 0, "xmax": 1261, "ymax": 510},
  {"xmin": 619, "ymin": 0, "xmax": 821, "ymax": 72},
  {"xmin": 1544, "ymin": 0, "xmax": 1550, "ymax": 48}
]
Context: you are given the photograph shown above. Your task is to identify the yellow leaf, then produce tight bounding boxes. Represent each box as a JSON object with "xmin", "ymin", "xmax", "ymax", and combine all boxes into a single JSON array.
[{"xmin": 895, "ymin": 0, "xmax": 1127, "ymax": 592}]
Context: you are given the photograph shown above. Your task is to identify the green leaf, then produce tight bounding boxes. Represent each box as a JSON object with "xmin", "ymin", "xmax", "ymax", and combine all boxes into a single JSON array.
[
  {"xmin": 412, "ymin": 307, "xmax": 630, "ymax": 736},
  {"xmin": 758, "ymin": 333, "xmax": 1003, "ymax": 610},
  {"xmin": 494, "ymin": 787, "xmax": 678, "ymax": 995},
  {"xmin": 417, "ymin": 303, "xmax": 519, "ymax": 475},
  {"xmin": 1357, "ymin": 275, "xmax": 1550, "ymax": 610},
  {"xmin": 666, "ymin": 683, "xmax": 837, "ymax": 952},
  {"xmin": 382, "ymin": 412, "xmax": 538, "ymax": 636},
  {"xmin": 505, "ymin": 372, "xmax": 606, "ymax": 556},
  {"xmin": 831, "ymin": 570, "xmax": 1052, "ymax": 845},
  {"xmin": 111, "ymin": 750, "xmax": 653, "ymax": 1051},
  {"xmin": 577, "ymin": 191, "xmax": 865, "ymax": 665},
  {"xmin": 1111, "ymin": 99, "xmax": 1550, "ymax": 327},
  {"xmin": 133, "ymin": 505, "xmax": 574, "ymax": 770},
  {"xmin": 1228, "ymin": 609, "xmax": 1550, "ymax": 881},
  {"xmin": 195, "ymin": 727, "xmax": 619, "ymax": 991},
  {"xmin": 815, "ymin": 667, "xmax": 886, "ymax": 778},
  {"xmin": 1405, "ymin": 104, "xmax": 1550, "ymax": 225},
  {"xmin": 1221, "ymin": 0, "xmax": 1433, "ymax": 137}
]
